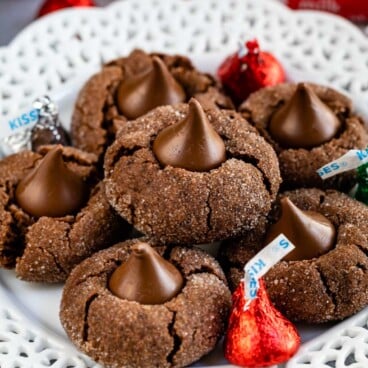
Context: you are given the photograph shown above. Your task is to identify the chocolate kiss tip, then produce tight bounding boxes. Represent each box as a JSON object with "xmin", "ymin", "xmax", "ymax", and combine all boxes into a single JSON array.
[
  {"xmin": 264, "ymin": 197, "xmax": 336, "ymax": 262},
  {"xmin": 153, "ymin": 99, "xmax": 226, "ymax": 172},
  {"xmin": 108, "ymin": 242, "xmax": 184, "ymax": 305},
  {"xmin": 188, "ymin": 97, "xmax": 204, "ymax": 113},
  {"xmin": 295, "ymin": 82, "xmax": 315, "ymax": 96},
  {"xmin": 269, "ymin": 83, "xmax": 341, "ymax": 149},
  {"xmin": 15, "ymin": 146, "xmax": 87, "ymax": 218},
  {"xmin": 152, "ymin": 56, "xmax": 168, "ymax": 73},
  {"xmin": 280, "ymin": 196, "xmax": 293, "ymax": 207},
  {"xmin": 297, "ymin": 82, "xmax": 308, "ymax": 89},
  {"xmin": 131, "ymin": 241, "xmax": 153, "ymax": 256},
  {"xmin": 132, "ymin": 241, "xmax": 148, "ymax": 252},
  {"xmin": 116, "ymin": 55, "xmax": 186, "ymax": 119}
]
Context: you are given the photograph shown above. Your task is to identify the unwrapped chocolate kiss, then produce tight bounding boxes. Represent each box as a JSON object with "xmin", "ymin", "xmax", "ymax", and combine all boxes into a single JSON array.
[
  {"xmin": 264, "ymin": 197, "xmax": 336, "ymax": 261},
  {"xmin": 116, "ymin": 56, "xmax": 186, "ymax": 119},
  {"xmin": 269, "ymin": 83, "xmax": 341, "ymax": 148},
  {"xmin": 15, "ymin": 146, "xmax": 87, "ymax": 217},
  {"xmin": 109, "ymin": 242, "xmax": 184, "ymax": 304},
  {"xmin": 153, "ymin": 98, "xmax": 226, "ymax": 171}
]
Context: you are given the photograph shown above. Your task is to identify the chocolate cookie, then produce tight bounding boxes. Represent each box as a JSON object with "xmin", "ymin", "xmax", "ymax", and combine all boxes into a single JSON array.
[
  {"xmin": 71, "ymin": 49, "xmax": 233, "ymax": 160},
  {"xmin": 219, "ymin": 188, "xmax": 368, "ymax": 323},
  {"xmin": 104, "ymin": 101, "xmax": 281, "ymax": 245},
  {"xmin": 240, "ymin": 83, "xmax": 368, "ymax": 190},
  {"xmin": 0, "ymin": 145, "xmax": 128, "ymax": 282},
  {"xmin": 60, "ymin": 238, "xmax": 231, "ymax": 368}
]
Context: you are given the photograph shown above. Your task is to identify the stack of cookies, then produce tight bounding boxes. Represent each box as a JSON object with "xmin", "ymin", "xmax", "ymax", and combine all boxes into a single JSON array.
[{"xmin": 1, "ymin": 49, "xmax": 367, "ymax": 368}]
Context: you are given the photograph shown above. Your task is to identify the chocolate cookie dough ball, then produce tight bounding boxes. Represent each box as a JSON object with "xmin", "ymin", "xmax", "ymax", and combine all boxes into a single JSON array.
[
  {"xmin": 219, "ymin": 188, "xmax": 368, "ymax": 323},
  {"xmin": 240, "ymin": 83, "xmax": 368, "ymax": 190},
  {"xmin": 104, "ymin": 99, "xmax": 281, "ymax": 244},
  {"xmin": 71, "ymin": 49, "xmax": 233, "ymax": 160},
  {"xmin": 60, "ymin": 239, "xmax": 231, "ymax": 368},
  {"xmin": 0, "ymin": 145, "xmax": 128, "ymax": 282}
]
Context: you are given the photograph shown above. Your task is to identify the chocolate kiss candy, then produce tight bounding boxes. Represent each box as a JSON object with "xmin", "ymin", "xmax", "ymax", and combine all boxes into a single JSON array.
[
  {"xmin": 109, "ymin": 242, "xmax": 184, "ymax": 304},
  {"xmin": 153, "ymin": 98, "xmax": 226, "ymax": 171},
  {"xmin": 224, "ymin": 279, "xmax": 300, "ymax": 367},
  {"xmin": 31, "ymin": 122, "xmax": 70, "ymax": 152},
  {"xmin": 15, "ymin": 146, "xmax": 87, "ymax": 217},
  {"xmin": 264, "ymin": 197, "xmax": 336, "ymax": 261},
  {"xmin": 269, "ymin": 83, "xmax": 341, "ymax": 148},
  {"xmin": 116, "ymin": 56, "xmax": 186, "ymax": 119}
]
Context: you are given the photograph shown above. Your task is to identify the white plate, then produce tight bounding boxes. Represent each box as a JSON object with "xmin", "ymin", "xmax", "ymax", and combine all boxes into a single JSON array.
[
  {"xmin": 1, "ymin": 1, "xmax": 368, "ymax": 367},
  {"xmin": 0, "ymin": 51, "xmax": 367, "ymax": 368}
]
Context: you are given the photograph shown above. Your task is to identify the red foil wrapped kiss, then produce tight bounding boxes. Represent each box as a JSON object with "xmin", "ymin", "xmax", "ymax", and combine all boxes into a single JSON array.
[
  {"xmin": 224, "ymin": 279, "xmax": 300, "ymax": 367},
  {"xmin": 218, "ymin": 39, "xmax": 285, "ymax": 104},
  {"xmin": 37, "ymin": 0, "xmax": 95, "ymax": 17}
]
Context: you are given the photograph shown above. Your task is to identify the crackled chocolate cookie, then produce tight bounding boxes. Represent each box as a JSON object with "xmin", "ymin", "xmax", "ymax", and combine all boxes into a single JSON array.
[
  {"xmin": 0, "ymin": 145, "xmax": 128, "ymax": 282},
  {"xmin": 71, "ymin": 49, "xmax": 233, "ymax": 160},
  {"xmin": 240, "ymin": 83, "xmax": 368, "ymax": 190},
  {"xmin": 104, "ymin": 99, "xmax": 281, "ymax": 244},
  {"xmin": 219, "ymin": 188, "xmax": 368, "ymax": 323},
  {"xmin": 60, "ymin": 239, "xmax": 231, "ymax": 368}
]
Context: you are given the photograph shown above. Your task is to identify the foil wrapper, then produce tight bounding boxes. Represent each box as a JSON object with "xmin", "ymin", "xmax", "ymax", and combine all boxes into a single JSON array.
[
  {"xmin": 31, "ymin": 96, "xmax": 69, "ymax": 151},
  {"xmin": 0, "ymin": 130, "xmax": 32, "ymax": 157},
  {"xmin": 0, "ymin": 96, "xmax": 69, "ymax": 157},
  {"xmin": 356, "ymin": 162, "xmax": 368, "ymax": 204}
]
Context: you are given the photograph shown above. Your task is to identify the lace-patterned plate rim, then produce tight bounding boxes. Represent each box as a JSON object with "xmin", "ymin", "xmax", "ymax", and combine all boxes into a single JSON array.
[
  {"xmin": 287, "ymin": 307, "xmax": 368, "ymax": 367},
  {"xmin": 0, "ymin": 271, "xmax": 103, "ymax": 368},
  {"xmin": 0, "ymin": 0, "xmax": 368, "ymax": 119},
  {"xmin": 7, "ymin": 0, "xmax": 367, "ymax": 46}
]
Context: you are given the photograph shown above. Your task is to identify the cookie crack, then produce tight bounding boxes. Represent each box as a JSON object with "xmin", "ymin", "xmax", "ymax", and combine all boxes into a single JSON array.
[
  {"xmin": 205, "ymin": 185, "xmax": 213, "ymax": 237},
  {"xmin": 38, "ymin": 245, "xmax": 67, "ymax": 278},
  {"xmin": 61, "ymin": 155, "xmax": 96, "ymax": 168},
  {"xmin": 166, "ymin": 309, "xmax": 181, "ymax": 365},
  {"xmin": 315, "ymin": 265, "xmax": 337, "ymax": 312},
  {"xmin": 214, "ymin": 99, "xmax": 231, "ymax": 110},
  {"xmin": 170, "ymin": 256, "xmax": 227, "ymax": 286},
  {"xmin": 187, "ymin": 265, "xmax": 219, "ymax": 277},
  {"xmin": 63, "ymin": 220, "xmax": 73, "ymax": 256},
  {"xmin": 239, "ymin": 108, "xmax": 252, "ymax": 122},
  {"xmin": 319, "ymin": 194, "xmax": 326, "ymax": 205},
  {"xmin": 75, "ymin": 259, "xmax": 121, "ymax": 287},
  {"xmin": 0, "ymin": 159, "xmax": 49, "ymax": 267},
  {"xmin": 0, "ymin": 174, "xmax": 39, "ymax": 267},
  {"xmin": 356, "ymin": 263, "xmax": 367, "ymax": 271},
  {"xmin": 354, "ymin": 243, "xmax": 368, "ymax": 259},
  {"xmin": 0, "ymin": 202, "xmax": 29, "ymax": 268},
  {"xmin": 228, "ymin": 153, "xmax": 272, "ymax": 195},
  {"xmin": 0, "ymin": 241, "xmax": 22, "ymax": 268},
  {"xmin": 101, "ymin": 101, "xmax": 120, "ymax": 156},
  {"xmin": 163, "ymin": 246, "xmax": 173, "ymax": 260},
  {"xmin": 218, "ymin": 245, "xmax": 258, "ymax": 275},
  {"xmin": 126, "ymin": 200, "xmax": 153, "ymax": 235},
  {"xmin": 82, "ymin": 293, "xmax": 99, "ymax": 343},
  {"xmin": 109, "ymin": 145, "xmax": 144, "ymax": 168},
  {"xmin": 127, "ymin": 202, "xmax": 136, "ymax": 226},
  {"xmin": 68, "ymin": 199, "xmax": 94, "ymax": 254},
  {"xmin": 219, "ymin": 258, "xmax": 245, "ymax": 274}
]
